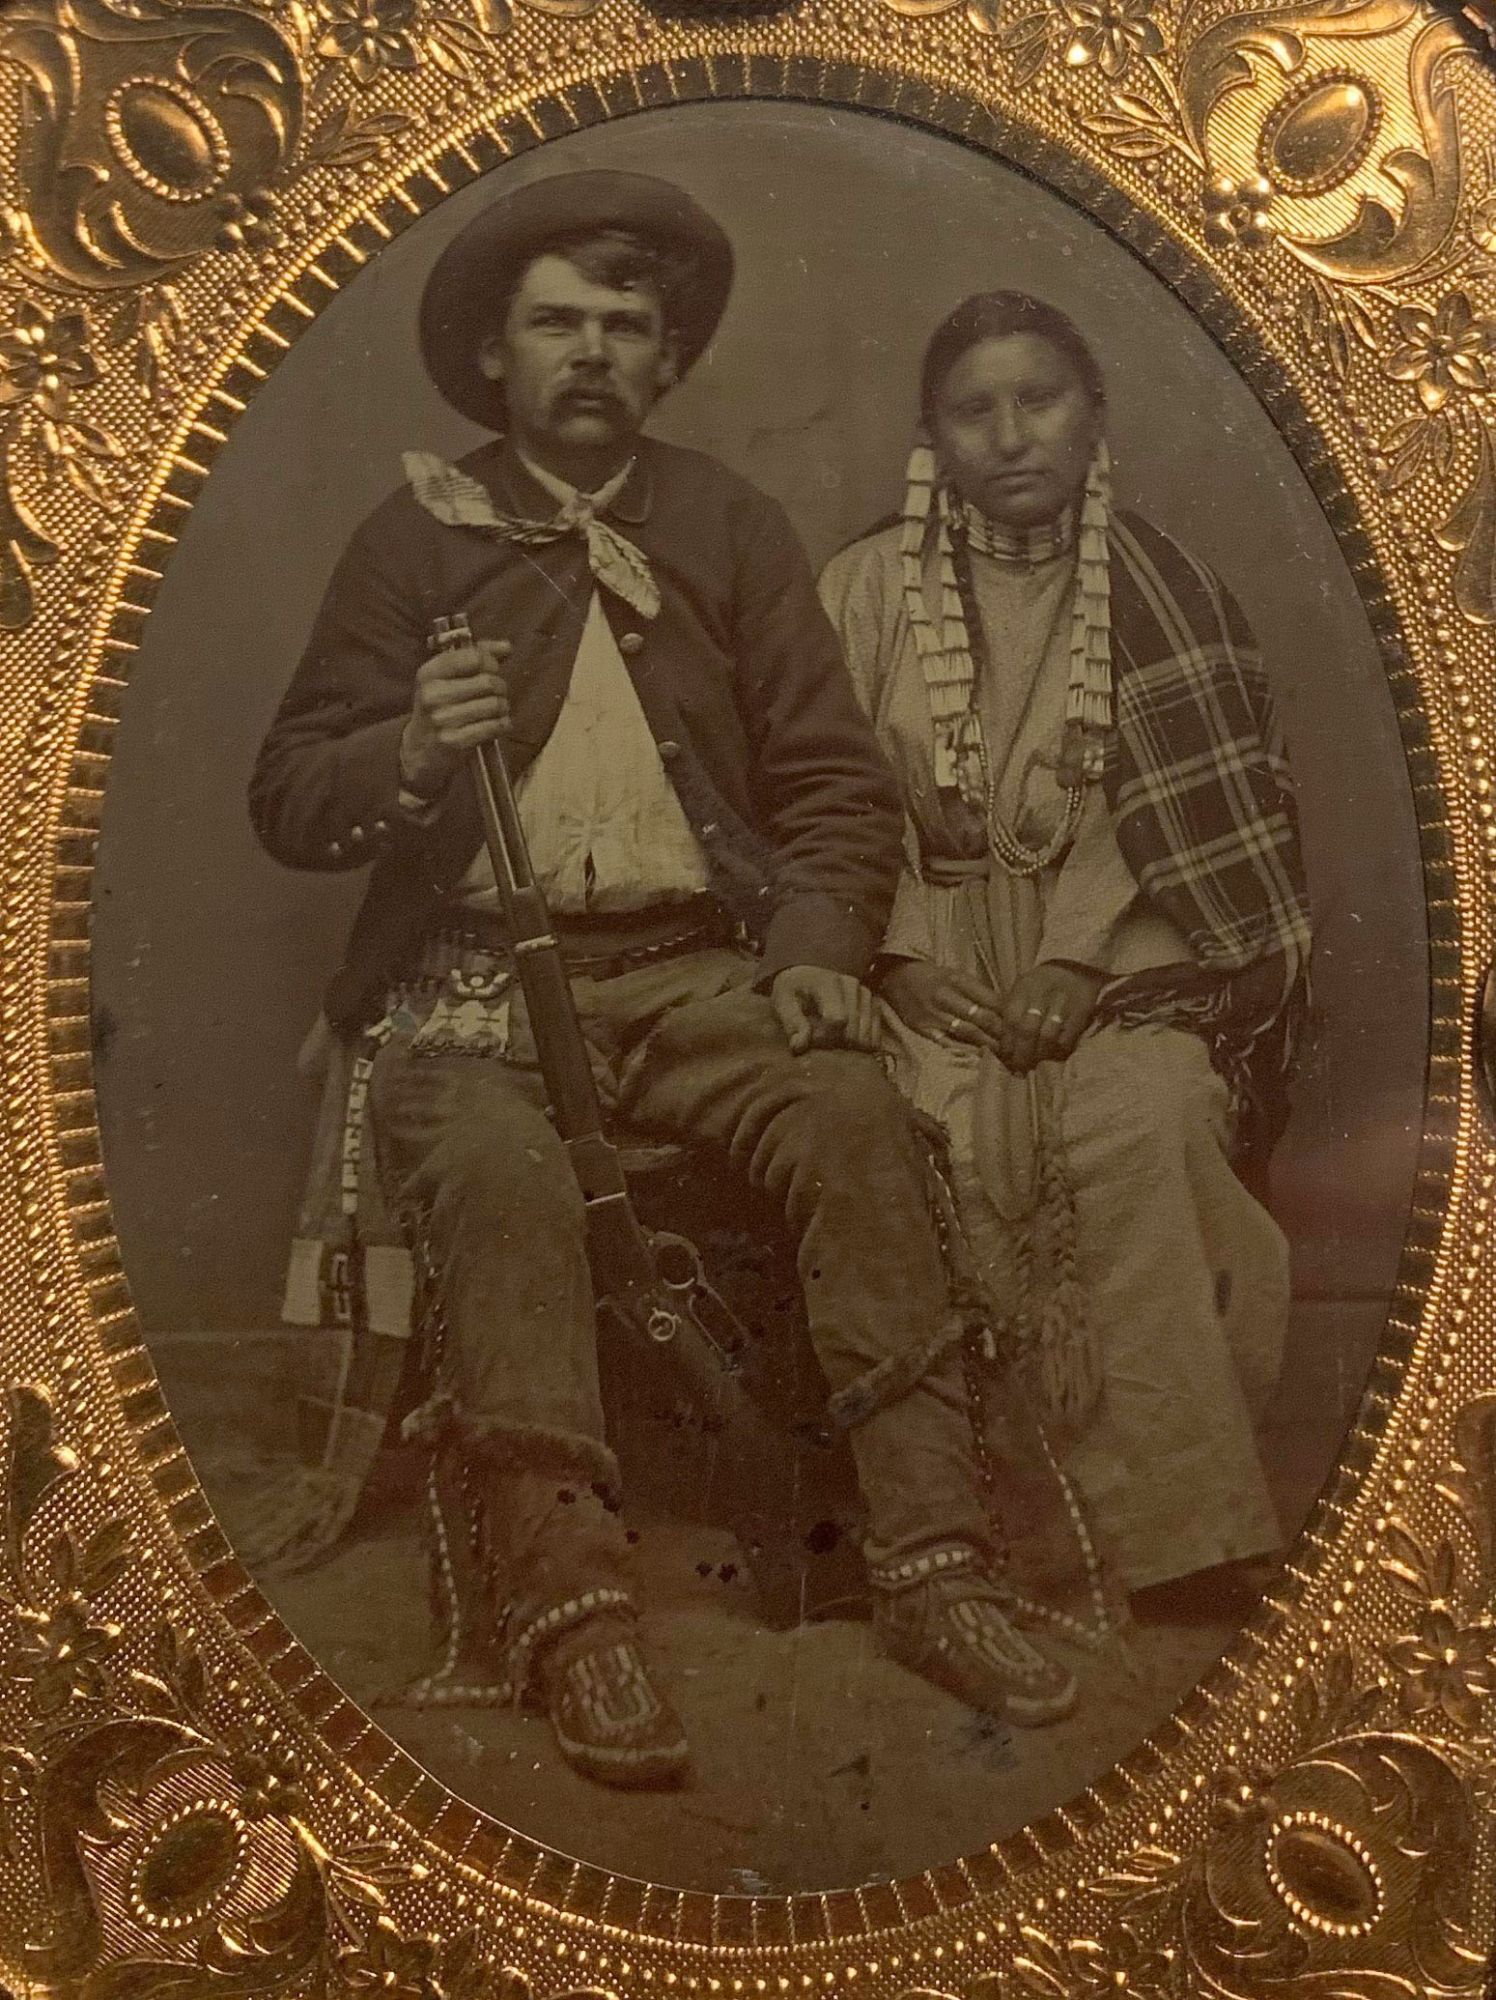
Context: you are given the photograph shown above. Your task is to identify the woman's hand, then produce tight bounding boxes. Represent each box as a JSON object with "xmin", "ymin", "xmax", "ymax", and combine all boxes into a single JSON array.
[
  {"xmin": 878, "ymin": 960, "xmax": 1006, "ymax": 1051},
  {"xmin": 995, "ymin": 963, "xmax": 1104, "ymax": 1074}
]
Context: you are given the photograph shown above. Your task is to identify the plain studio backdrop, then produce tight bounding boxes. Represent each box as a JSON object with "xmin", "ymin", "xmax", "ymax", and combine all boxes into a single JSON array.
[{"xmin": 93, "ymin": 102, "xmax": 1427, "ymax": 1372}]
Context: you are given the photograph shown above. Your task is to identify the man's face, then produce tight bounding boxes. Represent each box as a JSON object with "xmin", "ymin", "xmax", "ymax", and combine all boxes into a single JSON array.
[
  {"xmin": 930, "ymin": 332, "xmax": 1100, "ymax": 530},
  {"xmin": 478, "ymin": 252, "xmax": 677, "ymax": 466}
]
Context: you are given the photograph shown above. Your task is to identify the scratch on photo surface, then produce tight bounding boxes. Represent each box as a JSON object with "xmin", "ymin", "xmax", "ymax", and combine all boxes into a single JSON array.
[{"xmin": 513, "ymin": 539, "xmax": 574, "ymax": 605}]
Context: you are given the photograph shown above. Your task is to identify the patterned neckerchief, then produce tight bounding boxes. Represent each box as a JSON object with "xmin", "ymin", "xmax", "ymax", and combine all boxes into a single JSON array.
[{"xmin": 403, "ymin": 448, "xmax": 661, "ymax": 621}]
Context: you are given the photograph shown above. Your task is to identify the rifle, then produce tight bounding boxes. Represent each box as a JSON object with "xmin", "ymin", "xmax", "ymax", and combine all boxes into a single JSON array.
[{"xmin": 429, "ymin": 614, "xmax": 850, "ymax": 1624}]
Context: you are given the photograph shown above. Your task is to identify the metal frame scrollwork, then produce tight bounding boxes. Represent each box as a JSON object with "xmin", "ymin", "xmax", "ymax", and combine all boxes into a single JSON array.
[{"xmin": 0, "ymin": 0, "xmax": 1494, "ymax": 1991}]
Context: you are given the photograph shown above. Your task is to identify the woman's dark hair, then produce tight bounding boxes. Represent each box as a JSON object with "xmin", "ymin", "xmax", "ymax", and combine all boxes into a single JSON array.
[{"xmin": 919, "ymin": 292, "xmax": 1107, "ymax": 427}]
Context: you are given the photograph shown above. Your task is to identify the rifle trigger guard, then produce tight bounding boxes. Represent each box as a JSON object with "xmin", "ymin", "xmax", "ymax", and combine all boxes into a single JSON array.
[{"xmin": 649, "ymin": 1230, "xmax": 706, "ymax": 1296}]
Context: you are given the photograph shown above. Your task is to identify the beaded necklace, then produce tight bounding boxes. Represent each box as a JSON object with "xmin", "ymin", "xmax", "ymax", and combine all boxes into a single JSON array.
[
  {"xmin": 949, "ymin": 510, "xmax": 1086, "ymax": 878},
  {"xmin": 900, "ymin": 441, "xmax": 1114, "ymax": 877}
]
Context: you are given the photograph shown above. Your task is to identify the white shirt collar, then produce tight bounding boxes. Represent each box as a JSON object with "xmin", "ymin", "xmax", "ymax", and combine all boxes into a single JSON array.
[{"xmin": 515, "ymin": 447, "xmax": 635, "ymax": 517}]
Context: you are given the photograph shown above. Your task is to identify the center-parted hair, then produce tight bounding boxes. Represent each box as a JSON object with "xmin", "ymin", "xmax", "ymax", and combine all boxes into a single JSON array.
[{"xmin": 919, "ymin": 292, "xmax": 1107, "ymax": 428}]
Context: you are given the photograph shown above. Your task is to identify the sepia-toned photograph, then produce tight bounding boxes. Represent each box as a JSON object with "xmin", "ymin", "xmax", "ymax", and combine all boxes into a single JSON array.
[{"xmin": 92, "ymin": 101, "xmax": 1428, "ymax": 1896}]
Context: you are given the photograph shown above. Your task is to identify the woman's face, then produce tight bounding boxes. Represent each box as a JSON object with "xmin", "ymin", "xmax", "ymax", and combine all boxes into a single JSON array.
[{"xmin": 930, "ymin": 331, "xmax": 1101, "ymax": 530}]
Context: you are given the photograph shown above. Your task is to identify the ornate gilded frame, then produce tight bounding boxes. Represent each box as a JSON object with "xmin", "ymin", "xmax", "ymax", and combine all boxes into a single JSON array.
[{"xmin": 1, "ymin": 0, "xmax": 1495, "ymax": 1990}]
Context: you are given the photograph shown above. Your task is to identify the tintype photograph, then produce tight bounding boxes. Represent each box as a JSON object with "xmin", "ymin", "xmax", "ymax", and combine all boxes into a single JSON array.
[{"xmin": 91, "ymin": 103, "xmax": 1426, "ymax": 1896}]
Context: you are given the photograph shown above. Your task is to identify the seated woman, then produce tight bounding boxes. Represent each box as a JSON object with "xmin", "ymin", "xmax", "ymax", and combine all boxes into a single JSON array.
[{"xmin": 818, "ymin": 293, "xmax": 1312, "ymax": 1611}]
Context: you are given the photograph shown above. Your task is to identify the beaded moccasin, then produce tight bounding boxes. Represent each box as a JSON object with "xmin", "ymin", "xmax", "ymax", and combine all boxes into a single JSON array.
[
  {"xmin": 537, "ymin": 1616, "xmax": 692, "ymax": 1791},
  {"xmin": 874, "ymin": 1563, "xmax": 1079, "ymax": 1727}
]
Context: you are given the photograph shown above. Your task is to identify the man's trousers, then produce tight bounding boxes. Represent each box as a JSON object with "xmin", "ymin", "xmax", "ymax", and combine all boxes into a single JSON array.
[{"xmin": 367, "ymin": 946, "xmax": 993, "ymax": 1659}]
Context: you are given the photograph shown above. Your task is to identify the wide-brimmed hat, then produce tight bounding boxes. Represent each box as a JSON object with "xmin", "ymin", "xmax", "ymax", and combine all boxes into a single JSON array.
[{"xmin": 418, "ymin": 169, "xmax": 734, "ymax": 430}]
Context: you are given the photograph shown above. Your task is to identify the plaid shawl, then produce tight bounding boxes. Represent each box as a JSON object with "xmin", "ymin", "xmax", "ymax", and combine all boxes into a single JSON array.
[{"xmin": 1093, "ymin": 513, "xmax": 1312, "ymax": 1163}]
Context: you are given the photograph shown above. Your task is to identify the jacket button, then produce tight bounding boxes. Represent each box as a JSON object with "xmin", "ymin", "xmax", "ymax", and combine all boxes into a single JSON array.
[
  {"xmin": 373, "ymin": 818, "xmax": 389, "ymax": 835},
  {"xmin": 329, "ymin": 841, "xmax": 344, "ymax": 860},
  {"xmin": 658, "ymin": 740, "xmax": 680, "ymax": 762},
  {"xmin": 619, "ymin": 632, "xmax": 644, "ymax": 656},
  {"xmin": 349, "ymin": 825, "xmax": 365, "ymax": 842}
]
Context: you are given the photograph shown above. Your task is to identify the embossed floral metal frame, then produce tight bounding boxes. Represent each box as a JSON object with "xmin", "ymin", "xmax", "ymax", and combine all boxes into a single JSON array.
[{"xmin": 1, "ymin": 0, "xmax": 1495, "ymax": 1991}]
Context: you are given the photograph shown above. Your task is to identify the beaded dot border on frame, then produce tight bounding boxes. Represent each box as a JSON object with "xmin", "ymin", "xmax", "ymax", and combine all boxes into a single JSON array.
[{"xmin": 0, "ymin": 0, "xmax": 1493, "ymax": 1993}]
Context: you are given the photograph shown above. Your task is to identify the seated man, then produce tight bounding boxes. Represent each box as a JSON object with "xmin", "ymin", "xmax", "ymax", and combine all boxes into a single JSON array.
[{"xmin": 250, "ymin": 172, "xmax": 1078, "ymax": 1792}]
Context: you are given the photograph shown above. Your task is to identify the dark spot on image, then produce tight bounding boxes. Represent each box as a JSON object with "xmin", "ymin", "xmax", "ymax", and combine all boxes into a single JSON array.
[
  {"xmin": 91, "ymin": 1005, "xmax": 119, "ymax": 1063},
  {"xmin": 958, "ymin": 1709, "xmax": 1018, "ymax": 1771}
]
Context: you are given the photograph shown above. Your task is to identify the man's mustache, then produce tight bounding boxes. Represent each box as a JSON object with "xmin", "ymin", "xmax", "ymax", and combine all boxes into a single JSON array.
[{"xmin": 552, "ymin": 379, "xmax": 626, "ymax": 414}]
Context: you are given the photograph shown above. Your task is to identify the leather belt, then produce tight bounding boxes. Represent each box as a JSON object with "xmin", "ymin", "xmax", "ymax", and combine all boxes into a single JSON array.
[{"xmin": 404, "ymin": 897, "xmax": 737, "ymax": 985}]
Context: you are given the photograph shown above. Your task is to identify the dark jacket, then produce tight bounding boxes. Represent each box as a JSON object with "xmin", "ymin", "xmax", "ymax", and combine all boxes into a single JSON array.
[{"xmin": 250, "ymin": 437, "xmax": 906, "ymax": 1030}]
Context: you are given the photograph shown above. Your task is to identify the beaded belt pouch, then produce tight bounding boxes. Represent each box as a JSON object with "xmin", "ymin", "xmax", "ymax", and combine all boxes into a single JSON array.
[{"xmin": 406, "ymin": 962, "xmax": 515, "ymax": 1058}]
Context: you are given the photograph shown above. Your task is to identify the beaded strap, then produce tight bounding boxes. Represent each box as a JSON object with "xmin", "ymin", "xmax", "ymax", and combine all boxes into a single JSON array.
[
  {"xmin": 398, "ymin": 1456, "xmax": 514, "ymax": 1710},
  {"xmin": 338, "ymin": 1015, "xmax": 394, "ymax": 1221},
  {"xmin": 506, "ymin": 1587, "xmax": 636, "ymax": 1691},
  {"xmin": 868, "ymin": 1542, "xmax": 980, "ymax": 1594}
]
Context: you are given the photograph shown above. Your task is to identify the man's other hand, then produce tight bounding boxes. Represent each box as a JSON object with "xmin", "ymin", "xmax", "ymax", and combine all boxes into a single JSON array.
[
  {"xmin": 771, "ymin": 966, "xmax": 880, "ymax": 1055},
  {"xmin": 399, "ymin": 636, "xmax": 513, "ymax": 800}
]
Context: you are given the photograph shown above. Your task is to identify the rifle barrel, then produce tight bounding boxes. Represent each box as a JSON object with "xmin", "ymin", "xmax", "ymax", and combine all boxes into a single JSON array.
[
  {"xmin": 472, "ymin": 738, "xmax": 534, "ymax": 900},
  {"xmin": 429, "ymin": 615, "xmax": 666, "ymax": 1306}
]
